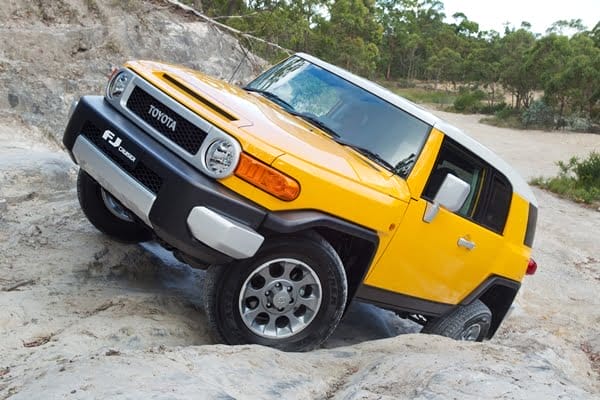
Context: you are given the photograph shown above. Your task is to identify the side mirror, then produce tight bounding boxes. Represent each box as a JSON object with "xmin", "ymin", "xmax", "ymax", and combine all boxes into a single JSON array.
[{"xmin": 423, "ymin": 174, "xmax": 470, "ymax": 223}]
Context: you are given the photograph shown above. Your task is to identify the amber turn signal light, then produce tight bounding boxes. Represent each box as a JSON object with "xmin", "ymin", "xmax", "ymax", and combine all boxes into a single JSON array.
[{"xmin": 235, "ymin": 153, "xmax": 300, "ymax": 201}]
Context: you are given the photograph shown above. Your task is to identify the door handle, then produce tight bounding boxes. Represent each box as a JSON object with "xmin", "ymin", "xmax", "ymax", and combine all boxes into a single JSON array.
[{"xmin": 457, "ymin": 237, "xmax": 476, "ymax": 250}]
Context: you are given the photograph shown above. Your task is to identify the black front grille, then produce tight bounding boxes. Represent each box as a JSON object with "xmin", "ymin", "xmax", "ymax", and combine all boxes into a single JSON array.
[
  {"xmin": 126, "ymin": 86, "xmax": 207, "ymax": 154},
  {"xmin": 81, "ymin": 122, "xmax": 163, "ymax": 194}
]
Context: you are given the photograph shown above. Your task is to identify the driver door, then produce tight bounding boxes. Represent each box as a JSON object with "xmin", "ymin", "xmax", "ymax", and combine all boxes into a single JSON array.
[{"xmin": 364, "ymin": 135, "xmax": 509, "ymax": 305}]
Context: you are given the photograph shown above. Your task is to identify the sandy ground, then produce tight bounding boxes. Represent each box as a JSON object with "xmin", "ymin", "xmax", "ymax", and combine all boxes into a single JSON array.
[{"xmin": 0, "ymin": 112, "xmax": 599, "ymax": 399}]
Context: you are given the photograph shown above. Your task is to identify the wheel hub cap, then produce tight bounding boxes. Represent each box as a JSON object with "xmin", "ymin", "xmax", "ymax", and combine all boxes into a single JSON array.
[{"xmin": 271, "ymin": 285, "xmax": 292, "ymax": 310}]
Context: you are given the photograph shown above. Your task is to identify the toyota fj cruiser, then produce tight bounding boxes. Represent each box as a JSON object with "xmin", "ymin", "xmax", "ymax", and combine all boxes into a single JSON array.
[{"xmin": 63, "ymin": 53, "xmax": 538, "ymax": 351}]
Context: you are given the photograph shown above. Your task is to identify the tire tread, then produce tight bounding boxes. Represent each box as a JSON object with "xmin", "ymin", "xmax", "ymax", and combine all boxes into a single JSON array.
[{"xmin": 422, "ymin": 299, "xmax": 491, "ymax": 341}]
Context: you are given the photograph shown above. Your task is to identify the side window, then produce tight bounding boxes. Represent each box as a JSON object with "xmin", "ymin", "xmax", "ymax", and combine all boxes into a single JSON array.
[
  {"xmin": 475, "ymin": 172, "xmax": 512, "ymax": 233},
  {"xmin": 422, "ymin": 139, "xmax": 484, "ymax": 220},
  {"xmin": 422, "ymin": 137, "xmax": 512, "ymax": 234}
]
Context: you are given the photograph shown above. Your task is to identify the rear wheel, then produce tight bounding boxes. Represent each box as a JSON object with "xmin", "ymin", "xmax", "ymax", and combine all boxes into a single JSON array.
[
  {"xmin": 77, "ymin": 169, "xmax": 152, "ymax": 243},
  {"xmin": 421, "ymin": 300, "xmax": 491, "ymax": 342},
  {"xmin": 203, "ymin": 232, "xmax": 347, "ymax": 351}
]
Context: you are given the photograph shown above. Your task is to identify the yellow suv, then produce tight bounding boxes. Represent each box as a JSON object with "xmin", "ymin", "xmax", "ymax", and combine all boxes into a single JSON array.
[{"xmin": 63, "ymin": 53, "xmax": 538, "ymax": 351}]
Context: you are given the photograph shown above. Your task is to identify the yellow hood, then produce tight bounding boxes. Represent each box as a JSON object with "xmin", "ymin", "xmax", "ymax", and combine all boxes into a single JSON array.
[{"xmin": 126, "ymin": 60, "xmax": 410, "ymax": 201}]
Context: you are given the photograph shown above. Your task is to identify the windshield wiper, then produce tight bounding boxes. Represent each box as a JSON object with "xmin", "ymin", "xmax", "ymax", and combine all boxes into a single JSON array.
[
  {"xmin": 332, "ymin": 139, "xmax": 395, "ymax": 171},
  {"xmin": 244, "ymin": 87, "xmax": 294, "ymax": 111},
  {"xmin": 394, "ymin": 153, "xmax": 416, "ymax": 177},
  {"xmin": 287, "ymin": 111, "xmax": 340, "ymax": 138}
]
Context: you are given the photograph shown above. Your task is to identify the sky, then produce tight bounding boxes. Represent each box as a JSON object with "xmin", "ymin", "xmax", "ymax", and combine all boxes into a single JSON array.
[{"xmin": 440, "ymin": 0, "xmax": 599, "ymax": 35}]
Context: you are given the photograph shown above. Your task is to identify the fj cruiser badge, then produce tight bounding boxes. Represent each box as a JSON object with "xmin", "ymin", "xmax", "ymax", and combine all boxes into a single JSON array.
[
  {"xmin": 102, "ymin": 130, "xmax": 137, "ymax": 163},
  {"xmin": 148, "ymin": 104, "xmax": 177, "ymax": 132}
]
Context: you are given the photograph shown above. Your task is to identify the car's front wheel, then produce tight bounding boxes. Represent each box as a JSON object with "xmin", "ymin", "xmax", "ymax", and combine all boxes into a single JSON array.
[
  {"xmin": 203, "ymin": 232, "xmax": 347, "ymax": 351},
  {"xmin": 77, "ymin": 169, "xmax": 152, "ymax": 243}
]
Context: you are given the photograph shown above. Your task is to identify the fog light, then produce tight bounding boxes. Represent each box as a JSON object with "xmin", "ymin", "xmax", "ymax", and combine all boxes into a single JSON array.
[
  {"xmin": 205, "ymin": 139, "xmax": 239, "ymax": 178},
  {"xmin": 106, "ymin": 71, "xmax": 130, "ymax": 99}
]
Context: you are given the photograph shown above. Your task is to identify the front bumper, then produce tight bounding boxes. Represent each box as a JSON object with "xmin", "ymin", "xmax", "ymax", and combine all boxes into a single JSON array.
[{"xmin": 64, "ymin": 96, "xmax": 266, "ymax": 264}]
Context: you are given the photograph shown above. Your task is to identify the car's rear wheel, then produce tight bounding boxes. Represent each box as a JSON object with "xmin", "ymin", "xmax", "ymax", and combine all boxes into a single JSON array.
[
  {"xmin": 203, "ymin": 232, "xmax": 347, "ymax": 351},
  {"xmin": 77, "ymin": 169, "xmax": 152, "ymax": 243},
  {"xmin": 421, "ymin": 299, "xmax": 491, "ymax": 342}
]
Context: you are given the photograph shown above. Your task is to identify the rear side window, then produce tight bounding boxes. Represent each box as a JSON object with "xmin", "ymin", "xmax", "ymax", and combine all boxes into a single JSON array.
[
  {"xmin": 423, "ymin": 137, "xmax": 512, "ymax": 234},
  {"xmin": 475, "ymin": 173, "xmax": 512, "ymax": 233}
]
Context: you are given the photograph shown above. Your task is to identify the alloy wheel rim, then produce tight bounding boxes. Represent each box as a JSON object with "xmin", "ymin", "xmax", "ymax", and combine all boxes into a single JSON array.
[
  {"xmin": 238, "ymin": 258, "xmax": 322, "ymax": 339},
  {"xmin": 460, "ymin": 323, "xmax": 482, "ymax": 341}
]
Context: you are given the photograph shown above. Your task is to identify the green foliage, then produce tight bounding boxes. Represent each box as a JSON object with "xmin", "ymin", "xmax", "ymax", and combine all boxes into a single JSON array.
[
  {"xmin": 187, "ymin": 0, "xmax": 599, "ymax": 129},
  {"xmin": 478, "ymin": 102, "xmax": 507, "ymax": 115},
  {"xmin": 499, "ymin": 28, "xmax": 537, "ymax": 110},
  {"xmin": 564, "ymin": 114, "xmax": 593, "ymax": 132},
  {"xmin": 480, "ymin": 107, "xmax": 522, "ymax": 128},
  {"xmin": 309, "ymin": 0, "xmax": 383, "ymax": 76},
  {"xmin": 521, "ymin": 100, "xmax": 555, "ymax": 129},
  {"xmin": 573, "ymin": 152, "xmax": 600, "ymax": 188},
  {"xmin": 530, "ymin": 152, "xmax": 600, "ymax": 204},
  {"xmin": 453, "ymin": 88, "xmax": 486, "ymax": 113}
]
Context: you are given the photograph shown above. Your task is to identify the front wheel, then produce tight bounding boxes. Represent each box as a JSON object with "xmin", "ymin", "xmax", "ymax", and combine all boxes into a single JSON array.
[
  {"xmin": 77, "ymin": 170, "xmax": 152, "ymax": 243},
  {"xmin": 421, "ymin": 299, "xmax": 492, "ymax": 342},
  {"xmin": 203, "ymin": 232, "xmax": 347, "ymax": 352}
]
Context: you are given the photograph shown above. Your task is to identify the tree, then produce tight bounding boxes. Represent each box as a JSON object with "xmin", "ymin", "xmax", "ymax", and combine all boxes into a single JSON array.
[
  {"xmin": 563, "ymin": 34, "xmax": 600, "ymax": 120},
  {"xmin": 464, "ymin": 30, "xmax": 502, "ymax": 106},
  {"xmin": 428, "ymin": 47, "xmax": 462, "ymax": 88},
  {"xmin": 527, "ymin": 34, "xmax": 572, "ymax": 123},
  {"xmin": 499, "ymin": 28, "xmax": 536, "ymax": 109},
  {"xmin": 546, "ymin": 19, "xmax": 586, "ymax": 35},
  {"xmin": 316, "ymin": 0, "xmax": 383, "ymax": 75}
]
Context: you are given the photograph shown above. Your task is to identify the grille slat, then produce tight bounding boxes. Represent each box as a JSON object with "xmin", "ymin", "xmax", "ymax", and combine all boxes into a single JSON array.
[
  {"xmin": 81, "ymin": 122, "xmax": 163, "ymax": 194},
  {"xmin": 127, "ymin": 87, "xmax": 207, "ymax": 154}
]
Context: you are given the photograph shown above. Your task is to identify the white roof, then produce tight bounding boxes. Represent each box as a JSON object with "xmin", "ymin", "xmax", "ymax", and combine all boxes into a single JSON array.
[{"xmin": 297, "ymin": 53, "xmax": 537, "ymax": 206}]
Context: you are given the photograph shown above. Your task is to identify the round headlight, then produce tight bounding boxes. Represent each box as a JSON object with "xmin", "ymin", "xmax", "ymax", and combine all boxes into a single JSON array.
[
  {"xmin": 205, "ymin": 139, "xmax": 239, "ymax": 178},
  {"xmin": 106, "ymin": 71, "xmax": 130, "ymax": 99}
]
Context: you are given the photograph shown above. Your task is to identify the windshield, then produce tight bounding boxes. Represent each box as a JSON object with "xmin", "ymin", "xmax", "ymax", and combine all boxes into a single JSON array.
[{"xmin": 246, "ymin": 56, "xmax": 432, "ymax": 178}]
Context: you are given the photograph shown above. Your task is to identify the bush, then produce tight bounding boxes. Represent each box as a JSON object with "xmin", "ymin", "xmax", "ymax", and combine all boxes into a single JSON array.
[
  {"xmin": 453, "ymin": 88, "xmax": 486, "ymax": 113},
  {"xmin": 495, "ymin": 107, "xmax": 517, "ymax": 120},
  {"xmin": 530, "ymin": 152, "xmax": 600, "ymax": 204},
  {"xmin": 395, "ymin": 79, "xmax": 416, "ymax": 89},
  {"xmin": 565, "ymin": 114, "xmax": 593, "ymax": 132},
  {"xmin": 479, "ymin": 102, "xmax": 507, "ymax": 115},
  {"xmin": 521, "ymin": 100, "xmax": 555, "ymax": 129},
  {"xmin": 574, "ymin": 152, "xmax": 600, "ymax": 188},
  {"xmin": 480, "ymin": 107, "xmax": 522, "ymax": 128}
]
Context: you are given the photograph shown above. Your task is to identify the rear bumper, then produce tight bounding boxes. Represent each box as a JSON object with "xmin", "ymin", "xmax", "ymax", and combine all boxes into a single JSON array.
[{"xmin": 64, "ymin": 96, "xmax": 266, "ymax": 264}]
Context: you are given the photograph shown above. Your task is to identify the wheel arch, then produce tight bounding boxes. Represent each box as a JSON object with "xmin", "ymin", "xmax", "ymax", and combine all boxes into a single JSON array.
[
  {"xmin": 460, "ymin": 276, "xmax": 520, "ymax": 339},
  {"xmin": 261, "ymin": 210, "xmax": 379, "ymax": 306}
]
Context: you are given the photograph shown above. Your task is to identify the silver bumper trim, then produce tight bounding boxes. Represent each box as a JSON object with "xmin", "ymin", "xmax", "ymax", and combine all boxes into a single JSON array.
[
  {"xmin": 72, "ymin": 136, "xmax": 156, "ymax": 226},
  {"xmin": 187, "ymin": 206, "xmax": 264, "ymax": 259}
]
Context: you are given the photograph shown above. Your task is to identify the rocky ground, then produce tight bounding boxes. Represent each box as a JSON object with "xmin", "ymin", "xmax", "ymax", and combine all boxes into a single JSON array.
[{"xmin": 1, "ymin": 1, "xmax": 600, "ymax": 399}]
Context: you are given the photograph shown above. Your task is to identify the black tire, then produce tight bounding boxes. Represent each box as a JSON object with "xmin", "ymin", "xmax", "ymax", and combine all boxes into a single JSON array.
[
  {"xmin": 203, "ymin": 232, "xmax": 347, "ymax": 352},
  {"xmin": 77, "ymin": 169, "xmax": 152, "ymax": 243},
  {"xmin": 421, "ymin": 299, "xmax": 492, "ymax": 342}
]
